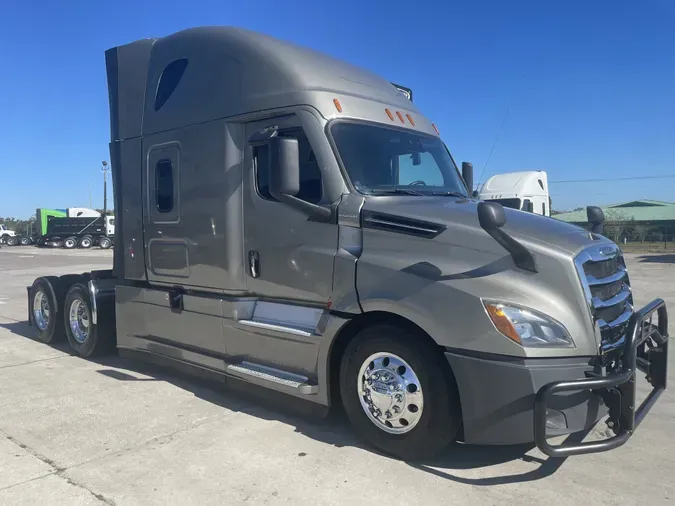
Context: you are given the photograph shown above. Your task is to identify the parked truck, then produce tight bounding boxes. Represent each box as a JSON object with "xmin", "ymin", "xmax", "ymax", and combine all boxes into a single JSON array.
[
  {"xmin": 3, "ymin": 208, "xmax": 114, "ymax": 248},
  {"xmin": 478, "ymin": 170, "xmax": 551, "ymax": 216},
  {"xmin": 36, "ymin": 211, "xmax": 115, "ymax": 249},
  {"xmin": 0, "ymin": 224, "xmax": 18, "ymax": 245},
  {"xmin": 26, "ymin": 27, "xmax": 668, "ymax": 460}
]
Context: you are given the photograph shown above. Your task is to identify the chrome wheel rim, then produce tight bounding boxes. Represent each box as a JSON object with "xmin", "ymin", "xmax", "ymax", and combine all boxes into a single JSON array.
[
  {"xmin": 357, "ymin": 352, "xmax": 424, "ymax": 434},
  {"xmin": 69, "ymin": 299, "xmax": 90, "ymax": 343},
  {"xmin": 33, "ymin": 291, "xmax": 50, "ymax": 331}
]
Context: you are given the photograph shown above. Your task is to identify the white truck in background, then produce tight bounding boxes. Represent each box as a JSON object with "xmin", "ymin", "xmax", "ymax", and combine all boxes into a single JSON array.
[
  {"xmin": 0, "ymin": 224, "xmax": 17, "ymax": 245},
  {"xmin": 477, "ymin": 170, "xmax": 550, "ymax": 217}
]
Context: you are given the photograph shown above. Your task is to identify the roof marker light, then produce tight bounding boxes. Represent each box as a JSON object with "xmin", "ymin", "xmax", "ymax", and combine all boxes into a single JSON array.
[
  {"xmin": 333, "ymin": 98, "xmax": 343, "ymax": 113},
  {"xmin": 406, "ymin": 114, "xmax": 415, "ymax": 126},
  {"xmin": 396, "ymin": 111, "xmax": 405, "ymax": 124},
  {"xmin": 385, "ymin": 108, "xmax": 395, "ymax": 121}
]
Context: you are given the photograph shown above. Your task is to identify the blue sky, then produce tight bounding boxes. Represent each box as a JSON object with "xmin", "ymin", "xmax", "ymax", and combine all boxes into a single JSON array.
[{"xmin": 0, "ymin": 0, "xmax": 673, "ymax": 218}]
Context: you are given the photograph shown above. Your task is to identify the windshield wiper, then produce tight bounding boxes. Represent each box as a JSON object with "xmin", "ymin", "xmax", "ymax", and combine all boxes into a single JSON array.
[
  {"xmin": 369, "ymin": 187, "xmax": 426, "ymax": 196},
  {"xmin": 430, "ymin": 191, "xmax": 468, "ymax": 198}
]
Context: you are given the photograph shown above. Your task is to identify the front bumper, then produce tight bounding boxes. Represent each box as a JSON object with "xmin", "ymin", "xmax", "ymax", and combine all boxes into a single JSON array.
[
  {"xmin": 445, "ymin": 298, "xmax": 668, "ymax": 456},
  {"xmin": 534, "ymin": 298, "xmax": 668, "ymax": 457}
]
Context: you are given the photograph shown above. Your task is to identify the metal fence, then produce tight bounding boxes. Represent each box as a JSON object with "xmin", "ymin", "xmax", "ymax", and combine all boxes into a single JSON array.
[{"xmin": 607, "ymin": 231, "xmax": 675, "ymax": 251}]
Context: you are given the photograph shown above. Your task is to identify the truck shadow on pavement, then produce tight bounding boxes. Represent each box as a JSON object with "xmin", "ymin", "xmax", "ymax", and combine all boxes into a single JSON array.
[
  {"xmin": 638, "ymin": 254, "xmax": 675, "ymax": 264},
  {"xmin": 1, "ymin": 317, "xmax": 573, "ymax": 485},
  {"xmin": 96, "ymin": 356, "xmax": 579, "ymax": 485}
]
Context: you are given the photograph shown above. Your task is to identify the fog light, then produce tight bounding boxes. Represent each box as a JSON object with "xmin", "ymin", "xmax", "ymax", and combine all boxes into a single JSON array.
[{"xmin": 545, "ymin": 408, "xmax": 568, "ymax": 430}]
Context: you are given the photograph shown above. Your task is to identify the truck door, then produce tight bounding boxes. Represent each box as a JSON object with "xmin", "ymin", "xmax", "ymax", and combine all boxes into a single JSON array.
[{"xmin": 232, "ymin": 115, "xmax": 338, "ymax": 374}]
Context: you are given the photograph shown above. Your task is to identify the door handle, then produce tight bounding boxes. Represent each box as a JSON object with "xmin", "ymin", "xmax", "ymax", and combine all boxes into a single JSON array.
[{"xmin": 249, "ymin": 250, "xmax": 260, "ymax": 278}]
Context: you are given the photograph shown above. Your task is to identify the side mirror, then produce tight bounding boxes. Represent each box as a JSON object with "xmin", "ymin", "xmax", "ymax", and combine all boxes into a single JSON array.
[
  {"xmin": 269, "ymin": 136, "xmax": 300, "ymax": 198},
  {"xmin": 462, "ymin": 162, "xmax": 473, "ymax": 195},
  {"xmin": 587, "ymin": 206, "xmax": 605, "ymax": 234},
  {"xmin": 411, "ymin": 152, "xmax": 421, "ymax": 166},
  {"xmin": 267, "ymin": 136, "xmax": 333, "ymax": 222},
  {"xmin": 478, "ymin": 201, "xmax": 506, "ymax": 231},
  {"xmin": 522, "ymin": 199, "xmax": 534, "ymax": 213}
]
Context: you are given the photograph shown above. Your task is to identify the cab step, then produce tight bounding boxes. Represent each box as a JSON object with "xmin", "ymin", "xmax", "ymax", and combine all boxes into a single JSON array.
[{"xmin": 226, "ymin": 361, "xmax": 319, "ymax": 395}]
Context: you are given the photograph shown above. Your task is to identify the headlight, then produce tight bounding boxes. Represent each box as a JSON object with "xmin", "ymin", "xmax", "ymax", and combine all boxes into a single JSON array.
[{"xmin": 483, "ymin": 301, "xmax": 574, "ymax": 348}]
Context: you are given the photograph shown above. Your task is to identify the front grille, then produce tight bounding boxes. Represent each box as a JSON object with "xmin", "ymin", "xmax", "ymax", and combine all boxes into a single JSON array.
[{"xmin": 575, "ymin": 245, "xmax": 633, "ymax": 353}]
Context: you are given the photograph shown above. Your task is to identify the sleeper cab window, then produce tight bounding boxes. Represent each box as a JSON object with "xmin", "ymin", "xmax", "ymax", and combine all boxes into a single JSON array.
[
  {"xmin": 154, "ymin": 58, "xmax": 188, "ymax": 111},
  {"xmin": 255, "ymin": 130, "xmax": 323, "ymax": 204},
  {"xmin": 155, "ymin": 159, "xmax": 174, "ymax": 213}
]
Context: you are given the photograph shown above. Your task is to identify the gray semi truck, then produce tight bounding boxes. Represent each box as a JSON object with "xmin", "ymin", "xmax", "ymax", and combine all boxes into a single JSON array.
[{"xmin": 26, "ymin": 26, "xmax": 668, "ymax": 460}]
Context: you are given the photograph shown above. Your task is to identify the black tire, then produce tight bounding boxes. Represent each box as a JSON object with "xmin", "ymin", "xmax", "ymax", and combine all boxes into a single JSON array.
[
  {"xmin": 6, "ymin": 236, "xmax": 18, "ymax": 246},
  {"xmin": 78, "ymin": 236, "xmax": 93, "ymax": 249},
  {"xmin": 63, "ymin": 283, "xmax": 113, "ymax": 357},
  {"xmin": 339, "ymin": 324, "xmax": 461, "ymax": 461},
  {"xmin": 36, "ymin": 236, "xmax": 46, "ymax": 247},
  {"xmin": 28, "ymin": 277, "xmax": 66, "ymax": 343},
  {"xmin": 63, "ymin": 237, "xmax": 78, "ymax": 249},
  {"xmin": 98, "ymin": 237, "xmax": 112, "ymax": 249},
  {"xmin": 20, "ymin": 236, "xmax": 31, "ymax": 246}
]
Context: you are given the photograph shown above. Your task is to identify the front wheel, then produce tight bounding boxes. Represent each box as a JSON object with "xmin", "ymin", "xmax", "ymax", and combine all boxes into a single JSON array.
[
  {"xmin": 339, "ymin": 324, "xmax": 461, "ymax": 460},
  {"xmin": 6, "ymin": 236, "xmax": 18, "ymax": 246},
  {"xmin": 20, "ymin": 236, "xmax": 31, "ymax": 246}
]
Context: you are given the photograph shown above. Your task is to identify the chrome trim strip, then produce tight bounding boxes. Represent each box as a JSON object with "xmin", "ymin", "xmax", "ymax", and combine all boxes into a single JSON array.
[
  {"xmin": 239, "ymin": 319, "xmax": 313, "ymax": 337},
  {"xmin": 587, "ymin": 267, "xmax": 627, "ymax": 286},
  {"xmin": 593, "ymin": 288, "xmax": 631, "ymax": 309},
  {"xmin": 88, "ymin": 280, "xmax": 98, "ymax": 325},
  {"xmin": 598, "ymin": 304, "xmax": 633, "ymax": 329},
  {"xmin": 600, "ymin": 335, "xmax": 626, "ymax": 353}
]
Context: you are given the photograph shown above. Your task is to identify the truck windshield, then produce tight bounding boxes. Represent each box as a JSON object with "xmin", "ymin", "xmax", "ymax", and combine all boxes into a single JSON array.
[
  {"xmin": 330, "ymin": 122, "xmax": 468, "ymax": 197},
  {"xmin": 485, "ymin": 198, "xmax": 521, "ymax": 210}
]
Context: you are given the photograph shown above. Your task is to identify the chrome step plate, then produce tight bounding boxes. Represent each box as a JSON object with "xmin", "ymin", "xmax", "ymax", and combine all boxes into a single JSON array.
[{"xmin": 226, "ymin": 361, "xmax": 318, "ymax": 394}]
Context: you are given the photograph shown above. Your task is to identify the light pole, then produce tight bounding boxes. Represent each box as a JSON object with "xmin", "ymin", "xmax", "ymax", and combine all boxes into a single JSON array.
[{"xmin": 101, "ymin": 161, "xmax": 109, "ymax": 216}]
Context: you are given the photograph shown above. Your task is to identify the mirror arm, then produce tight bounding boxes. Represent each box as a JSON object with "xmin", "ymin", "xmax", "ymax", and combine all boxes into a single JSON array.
[
  {"xmin": 485, "ymin": 228, "xmax": 537, "ymax": 272},
  {"xmin": 273, "ymin": 193, "xmax": 334, "ymax": 223}
]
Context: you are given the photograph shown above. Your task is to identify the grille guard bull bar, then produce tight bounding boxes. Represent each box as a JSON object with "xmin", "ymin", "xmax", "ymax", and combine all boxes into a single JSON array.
[{"xmin": 534, "ymin": 298, "xmax": 669, "ymax": 457}]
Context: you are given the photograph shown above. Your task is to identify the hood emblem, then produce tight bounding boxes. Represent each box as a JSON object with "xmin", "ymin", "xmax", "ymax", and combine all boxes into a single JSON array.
[{"xmin": 599, "ymin": 246, "xmax": 616, "ymax": 257}]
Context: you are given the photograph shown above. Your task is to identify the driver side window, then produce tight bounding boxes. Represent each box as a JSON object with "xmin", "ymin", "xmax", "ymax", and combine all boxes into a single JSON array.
[{"xmin": 397, "ymin": 152, "xmax": 444, "ymax": 186}]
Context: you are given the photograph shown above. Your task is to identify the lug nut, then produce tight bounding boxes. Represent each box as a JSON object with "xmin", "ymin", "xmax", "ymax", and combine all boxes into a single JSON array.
[
  {"xmin": 385, "ymin": 411, "xmax": 392, "ymax": 419},
  {"xmin": 392, "ymin": 406, "xmax": 400, "ymax": 414},
  {"xmin": 394, "ymin": 394, "xmax": 403, "ymax": 402}
]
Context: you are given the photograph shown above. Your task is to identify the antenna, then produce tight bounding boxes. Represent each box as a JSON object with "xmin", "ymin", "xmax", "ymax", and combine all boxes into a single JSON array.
[{"xmin": 475, "ymin": 74, "xmax": 524, "ymax": 190}]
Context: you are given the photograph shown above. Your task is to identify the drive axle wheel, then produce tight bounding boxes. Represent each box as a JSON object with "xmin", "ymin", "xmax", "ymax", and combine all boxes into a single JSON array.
[
  {"xmin": 339, "ymin": 324, "xmax": 461, "ymax": 461},
  {"xmin": 78, "ymin": 236, "xmax": 93, "ymax": 249},
  {"xmin": 64, "ymin": 283, "xmax": 112, "ymax": 357},
  {"xmin": 28, "ymin": 277, "xmax": 65, "ymax": 343}
]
